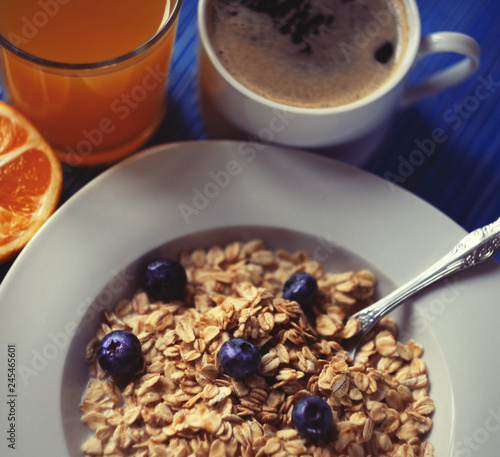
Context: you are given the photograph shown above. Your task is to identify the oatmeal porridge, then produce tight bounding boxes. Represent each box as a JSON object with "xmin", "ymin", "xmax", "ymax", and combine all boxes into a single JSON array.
[{"xmin": 80, "ymin": 240, "xmax": 435, "ymax": 457}]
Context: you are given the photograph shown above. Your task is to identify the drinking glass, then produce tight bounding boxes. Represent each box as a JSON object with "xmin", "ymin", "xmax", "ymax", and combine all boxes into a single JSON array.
[{"xmin": 0, "ymin": 0, "xmax": 183, "ymax": 166}]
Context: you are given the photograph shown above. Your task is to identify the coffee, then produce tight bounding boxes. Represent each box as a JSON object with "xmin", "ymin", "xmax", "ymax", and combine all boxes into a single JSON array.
[{"xmin": 207, "ymin": 0, "xmax": 409, "ymax": 108}]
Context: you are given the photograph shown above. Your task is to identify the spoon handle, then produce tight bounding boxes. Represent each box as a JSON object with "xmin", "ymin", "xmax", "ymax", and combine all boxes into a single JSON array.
[{"xmin": 351, "ymin": 217, "xmax": 500, "ymax": 333}]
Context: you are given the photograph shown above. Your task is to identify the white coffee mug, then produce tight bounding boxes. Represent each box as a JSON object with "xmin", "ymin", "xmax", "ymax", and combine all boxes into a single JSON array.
[{"xmin": 197, "ymin": 0, "xmax": 480, "ymax": 149}]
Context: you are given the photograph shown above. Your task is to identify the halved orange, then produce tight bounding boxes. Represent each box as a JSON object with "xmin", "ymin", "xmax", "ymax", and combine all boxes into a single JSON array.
[{"xmin": 0, "ymin": 101, "xmax": 62, "ymax": 263}]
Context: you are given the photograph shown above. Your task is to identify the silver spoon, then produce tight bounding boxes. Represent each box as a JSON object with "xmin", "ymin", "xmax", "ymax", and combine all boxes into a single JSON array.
[{"xmin": 345, "ymin": 217, "xmax": 500, "ymax": 361}]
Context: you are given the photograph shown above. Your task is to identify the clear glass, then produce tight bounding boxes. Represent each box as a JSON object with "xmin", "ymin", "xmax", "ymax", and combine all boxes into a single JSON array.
[{"xmin": 0, "ymin": 0, "xmax": 182, "ymax": 166}]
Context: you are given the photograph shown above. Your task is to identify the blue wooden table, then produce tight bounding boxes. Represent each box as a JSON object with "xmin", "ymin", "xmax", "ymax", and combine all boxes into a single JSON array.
[{"xmin": 1, "ymin": 0, "xmax": 500, "ymax": 281}]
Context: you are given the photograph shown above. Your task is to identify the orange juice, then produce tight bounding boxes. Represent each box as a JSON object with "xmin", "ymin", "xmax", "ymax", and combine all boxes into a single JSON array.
[{"xmin": 0, "ymin": 0, "xmax": 182, "ymax": 166}]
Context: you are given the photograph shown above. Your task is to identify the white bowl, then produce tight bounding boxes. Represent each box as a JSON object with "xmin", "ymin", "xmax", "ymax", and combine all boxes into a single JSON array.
[{"xmin": 1, "ymin": 141, "xmax": 499, "ymax": 456}]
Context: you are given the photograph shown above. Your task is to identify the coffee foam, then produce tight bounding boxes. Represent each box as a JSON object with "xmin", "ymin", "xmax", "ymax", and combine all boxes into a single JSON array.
[{"xmin": 208, "ymin": 0, "xmax": 409, "ymax": 108}]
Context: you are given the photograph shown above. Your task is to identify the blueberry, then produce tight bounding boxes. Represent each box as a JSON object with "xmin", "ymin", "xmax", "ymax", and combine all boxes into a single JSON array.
[
  {"xmin": 292, "ymin": 395, "xmax": 334, "ymax": 440},
  {"xmin": 97, "ymin": 330, "xmax": 143, "ymax": 377},
  {"xmin": 218, "ymin": 338, "xmax": 261, "ymax": 379},
  {"xmin": 141, "ymin": 258, "xmax": 187, "ymax": 301},
  {"xmin": 282, "ymin": 272, "xmax": 318, "ymax": 308}
]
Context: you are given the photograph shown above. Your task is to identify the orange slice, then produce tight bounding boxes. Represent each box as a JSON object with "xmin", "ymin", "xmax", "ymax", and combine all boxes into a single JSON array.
[{"xmin": 0, "ymin": 101, "xmax": 62, "ymax": 263}]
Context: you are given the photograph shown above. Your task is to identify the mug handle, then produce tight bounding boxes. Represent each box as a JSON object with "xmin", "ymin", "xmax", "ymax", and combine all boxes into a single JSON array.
[{"xmin": 401, "ymin": 32, "xmax": 480, "ymax": 107}]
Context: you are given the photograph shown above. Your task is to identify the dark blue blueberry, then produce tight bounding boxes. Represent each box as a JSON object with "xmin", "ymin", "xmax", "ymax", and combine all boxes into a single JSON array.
[
  {"xmin": 292, "ymin": 395, "xmax": 334, "ymax": 440},
  {"xmin": 282, "ymin": 272, "xmax": 318, "ymax": 308},
  {"xmin": 141, "ymin": 258, "xmax": 187, "ymax": 301},
  {"xmin": 218, "ymin": 338, "xmax": 262, "ymax": 379},
  {"xmin": 97, "ymin": 330, "xmax": 143, "ymax": 377}
]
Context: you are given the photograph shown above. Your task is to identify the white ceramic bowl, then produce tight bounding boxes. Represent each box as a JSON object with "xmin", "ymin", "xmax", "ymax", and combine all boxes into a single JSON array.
[{"xmin": 1, "ymin": 141, "xmax": 499, "ymax": 456}]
